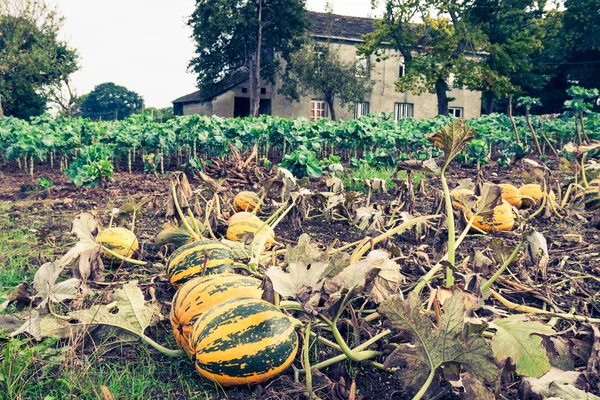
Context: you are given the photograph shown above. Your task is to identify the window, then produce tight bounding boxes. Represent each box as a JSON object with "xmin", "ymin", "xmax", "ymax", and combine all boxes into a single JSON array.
[
  {"xmin": 355, "ymin": 54, "xmax": 370, "ymax": 78},
  {"xmin": 260, "ymin": 87, "xmax": 267, "ymax": 95},
  {"xmin": 310, "ymin": 100, "xmax": 327, "ymax": 122},
  {"xmin": 241, "ymin": 87, "xmax": 248, "ymax": 93},
  {"xmin": 394, "ymin": 103, "xmax": 414, "ymax": 119},
  {"xmin": 354, "ymin": 102, "xmax": 370, "ymax": 119},
  {"xmin": 399, "ymin": 63, "xmax": 405, "ymax": 78},
  {"xmin": 448, "ymin": 107, "xmax": 464, "ymax": 118}
]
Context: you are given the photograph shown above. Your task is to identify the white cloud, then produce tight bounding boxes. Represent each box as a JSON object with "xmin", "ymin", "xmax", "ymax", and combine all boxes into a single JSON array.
[{"xmin": 51, "ymin": 0, "xmax": 383, "ymax": 108}]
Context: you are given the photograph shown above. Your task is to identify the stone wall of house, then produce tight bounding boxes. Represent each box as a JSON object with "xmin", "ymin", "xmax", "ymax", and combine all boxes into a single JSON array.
[{"xmin": 182, "ymin": 41, "xmax": 482, "ymax": 120}]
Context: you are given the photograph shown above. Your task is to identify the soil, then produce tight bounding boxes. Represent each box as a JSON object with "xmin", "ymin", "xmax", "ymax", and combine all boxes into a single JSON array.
[{"xmin": 1, "ymin": 159, "xmax": 599, "ymax": 400}]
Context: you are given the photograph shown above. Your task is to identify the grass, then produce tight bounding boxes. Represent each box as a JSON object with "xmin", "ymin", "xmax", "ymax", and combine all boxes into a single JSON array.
[{"xmin": 0, "ymin": 202, "xmax": 221, "ymax": 400}]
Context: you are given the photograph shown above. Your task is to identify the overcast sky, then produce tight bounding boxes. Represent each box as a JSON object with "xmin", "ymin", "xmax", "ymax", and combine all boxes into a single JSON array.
[{"xmin": 52, "ymin": 1, "xmax": 384, "ymax": 109}]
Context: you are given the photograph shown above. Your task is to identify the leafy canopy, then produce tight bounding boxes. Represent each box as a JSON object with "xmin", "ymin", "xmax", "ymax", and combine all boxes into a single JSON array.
[
  {"xmin": 0, "ymin": 0, "xmax": 78, "ymax": 119},
  {"xmin": 80, "ymin": 82, "xmax": 144, "ymax": 121}
]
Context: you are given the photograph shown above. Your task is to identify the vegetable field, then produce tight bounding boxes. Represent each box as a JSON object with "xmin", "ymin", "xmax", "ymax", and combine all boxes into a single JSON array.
[{"xmin": 0, "ymin": 113, "xmax": 600, "ymax": 400}]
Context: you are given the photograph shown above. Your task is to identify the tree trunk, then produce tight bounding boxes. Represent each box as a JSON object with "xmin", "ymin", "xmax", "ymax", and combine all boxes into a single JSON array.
[
  {"xmin": 250, "ymin": 0, "xmax": 263, "ymax": 118},
  {"xmin": 435, "ymin": 77, "xmax": 449, "ymax": 116},
  {"xmin": 485, "ymin": 92, "xmax": 494, "ymax": 115},
  {"xmin": 327, "ymin": 97, "xmax": 336, "ymax": 121}
]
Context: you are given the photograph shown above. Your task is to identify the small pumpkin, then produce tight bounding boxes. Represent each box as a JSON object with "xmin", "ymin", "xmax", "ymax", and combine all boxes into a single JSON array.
[
  {"xmin": 171, "ymin": 274, "xmax": 263, "ymax": 355},
  {"xmin": 166, "ymin": 239, "xmax": 234, "ymax": 289},
  {"xmin": 97, "ymin": 227, "xmax": 139, "ymax": 259},
  {"xmin": 228, "ymin": 211, "xmax": 255, "ymax": 224},
  {"xmin": 234, "ymin": 191, "xmax": 261, "ymax": 213},
  {"xmin": 189, "ymin": 297, "xmax": 299, "ymax": 386},
  {"xmin": 450, "ymin": 188, "xmax": 475, "ymax": 211},
  {"xmin": 462, "ymin": 199, "xmax": 515, "ymax": 232},
  {"xmin": 497, "ymin": 183, "xmax": 535, "ymax": 209},
  {"xmin": 519, "ymin": 184, "xmax": 556, "ymax": 205},
  {"xmin": 226, "ymin": 217, "xmax": 274, "ymax": 248}
]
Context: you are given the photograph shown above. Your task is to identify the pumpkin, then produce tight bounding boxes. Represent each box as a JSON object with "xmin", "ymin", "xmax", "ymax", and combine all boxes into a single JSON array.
[
  {"xmin": 234, "ymin": 191, "xmax": 261, "ymax": 213},
  {"xmin": 189, "ymin": 297, "xmax": 298, "ymax": 386},
  {"xmin": 450, "ymin": 188, "xmax": 475, "ymax": 211},
  {"xmin": 589, "ymin": 179, "xmax": 600, "ymax": 187},
  {"xmin": 228, "ymin": 211, "xmax": 255, "ymax": 224},
  {"xmin": 519, "ymin": 184, "xmax": 556, "ymax": 205},
  {"xmin": 497, "ymin": 183, "xmax": 535, "ymax": 209},
  {"xmin": 573, "ymin": 186, "xmax": 600, "ymax": 210},
  {"xmin": 226, "ymin": 217, "xmax": 275, "ymax": 248},
  {"xmin": 171, "ymin": 274, "xmax": 263, "ymax": 355},
  {"xmin": 166, "ymin": 239, "xmax": 234, "ymax": 289},
  {"xmin": 462, "ymin": 199, "xmax": 515, "ymax": 232},
  {"xmin": 97, "ymin": 227, "xmax": 139, "ymax": 259}
]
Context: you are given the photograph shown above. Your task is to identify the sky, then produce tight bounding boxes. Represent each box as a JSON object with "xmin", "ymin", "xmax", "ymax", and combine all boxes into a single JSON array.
[{"xmin": 53, "ymin": 0, "xmax": 385, "ymax": 109}]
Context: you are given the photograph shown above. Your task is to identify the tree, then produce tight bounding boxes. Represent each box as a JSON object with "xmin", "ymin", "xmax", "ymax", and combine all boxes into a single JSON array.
[
  {"xmin": 562, "ymin": 0, "xmax": 600, "ymax": 92},
  {"xmin": 468, "ymin": 0, "xmax": 550, "ymax": 114},
  {"xmin": 80, "ymin": 83, "xmax": 144, "ymax": 121},
  {"xmin": 187, "ymin": 0, "xmax": 307, "ymax": 117},
  {"xmin": 360, "ymin": 1, "xmax": 492, "ymax": 116},
  {"xmin": 281, "ymin": 39, "xmax": 373, "ymax": 120},
  {"xmin": 0, "ymin": 0, "xmax": 78, "ymax": 119},
  {"xmin": 143, "ymin": 107, "xmax": 175, "ymax": 123}
]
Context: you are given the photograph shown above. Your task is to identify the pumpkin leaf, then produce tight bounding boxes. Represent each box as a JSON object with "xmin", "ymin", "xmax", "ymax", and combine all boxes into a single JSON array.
[
  {"xmin": 475, "ymin": 184, "xmax": 504, "ymax": 219},
  {"xmin": 461, "ymin": 372, "xmax": 496, "ymax": 400},
  {"xmin": 324, "ymin": 250, "xmax": 395, "ymax": 294},
  {"xmin": 33, "ymin": 261, "xmax": 81, "ymax": 309},
  {"xmin": 396, "ymin": 158, "xmax": 441, "ymax": 176},
  {"xmin": 489, "ymin": 315, "xmax": 555, "ymax": 378},
  {"xmin": 69, "ymin": 281, "xmax": 161, "ymax": 338},
  {"xmin": 519, "ymin": 367, "xmax": 600, "ymax": 400},
  {"xmin": 426, "ymin": 118, "xmax": 477, "ymax": 169},
  {"xmin": 284, "ymin": 234, "xmax": 324, "ymax": 265},
  {"xmin": 265, "ymin": 261, "xmax": 328, "ymax": 299},
  {"xmin": 380, "ymin": 291, "xmax": 498, "ymax": 393}
]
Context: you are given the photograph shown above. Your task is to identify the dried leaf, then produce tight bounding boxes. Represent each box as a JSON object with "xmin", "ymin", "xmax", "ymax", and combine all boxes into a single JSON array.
[
  {"xmin": 0, "ymin": 315, "xmax": 26, "ymax": 334},
  {"xmin": 490, "ymin": 315, "xmax": 555, "ymax": 378},
  {"xmin": 519, "ymin": 367, "xmax": 600, "ymax": 400},
  {"xmin": 527, "ymin": 231, "xmax": 549, "ymax": 279},
  {"xmin": 396, "ymin": 159, "xmax": 441, "ymax": 175},
  {"xmin": 33, "ymin": 261, "xmax": 81, "ymax": 309},
  {"xmin": 265, "ymin": 261, "xmax": 328, "ymax": 299},
  {"xmin": 461, "ymin": 372, "xmax": 495, "ymax": 400},
  {"xmin": 426, "ymin": 119, "xmax": 478, "ymax": 167},
  {"xmin": 59, "ymin": 212, "xmax": 104, "ymax": 281},
  {"xmin": 380, "ymin": 292, "xmax": 498, "ymax": 392},
  {"xmin": 284, "ymin": 234, "xmax": 324, "ymax": 265},
  {"xmin": 324, "ymin": 250, "xmax": 394, "ymax": 294}
]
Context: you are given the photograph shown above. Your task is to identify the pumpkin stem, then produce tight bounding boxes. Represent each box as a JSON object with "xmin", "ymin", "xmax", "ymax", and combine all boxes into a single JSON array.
[
  {"xmin": 171, "ymin": 182, "xmax": 201, "ymax": 242},
  {"xmin": 480, "ymin": 235, "xmax": 526, "ymax": 293},
  {"xmin": 101, "ymin": 246, "xmax": 147, "ymax": 266}
]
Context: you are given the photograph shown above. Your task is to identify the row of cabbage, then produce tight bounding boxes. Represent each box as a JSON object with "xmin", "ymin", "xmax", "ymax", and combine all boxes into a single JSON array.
[{"xmin": 0, "ymin": 112, "xmax": 598, "ymax": 182}]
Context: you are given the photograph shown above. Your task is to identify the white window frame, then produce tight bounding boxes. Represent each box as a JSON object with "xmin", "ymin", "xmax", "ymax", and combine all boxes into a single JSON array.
[
  {"xmin": 310, "ymin": 100, "xmax": 327, "ymax": 122},
  {"xmin": 354, "ymin": 102, "xmax": 370, "ymax": 119},
  {"xmin": 448, "ymin": 107, "xmax": 464, "ymax": 118},
  {"xmin": 394, "ymin": 103, "xmax": 414, "ymax": 120}
]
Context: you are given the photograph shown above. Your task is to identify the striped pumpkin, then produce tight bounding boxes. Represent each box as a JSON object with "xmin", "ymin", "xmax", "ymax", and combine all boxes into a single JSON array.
[
  {"xmin": 234, "ymin": 191, "xmax": 261, "ymax": 213},
  {"xmin": 574, "ymin": 186, "xmax": 600, "ymax": 210},
  {"xmin": 228, "ymin": 211, "xmax": 255, "ymax": 224},
  {"xmin": 170, "ymin": 274, "xmax": 263, "ymax": 355},
  {"xmin": 166, "ymin": 239, "xmax": 234, "ymax": 289},
  {"xmin": 226, "ymin": 217, "xmax": 274, "ymax": 249},
  {"xmin": 189, "ymin": 297, "xmax": 299, "ymax": 386},
  {"xmin": 97, "ymin": 227, "xmax": 138, "ymax": 259}
]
